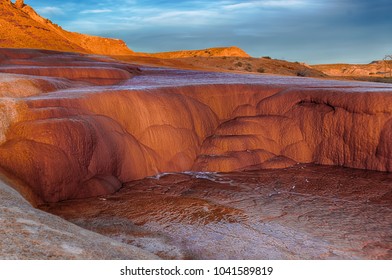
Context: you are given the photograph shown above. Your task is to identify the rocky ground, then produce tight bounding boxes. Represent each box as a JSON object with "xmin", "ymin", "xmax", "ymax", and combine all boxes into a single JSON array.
[{"xmin": 41, "ymin": 164, "xmax": 392, "ymax": 259}]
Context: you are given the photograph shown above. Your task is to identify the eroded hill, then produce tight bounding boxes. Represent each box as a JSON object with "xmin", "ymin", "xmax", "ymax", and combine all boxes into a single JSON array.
[{"xmin": 0, "ymin": 0, "xmax": 134, "ymax": 55}]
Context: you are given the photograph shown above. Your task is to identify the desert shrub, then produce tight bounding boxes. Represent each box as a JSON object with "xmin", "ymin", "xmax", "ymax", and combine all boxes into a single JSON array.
[
  {"xmin": 257, "ymin": 67, "xmax": 265, "ymax": 73},
  {"xmin": 296, "ymin": 69, "xmax": 309, "ymax": 77},
  {"xmin": 244, "ymin": 63, "xmax": 252, "ymax": 71},
  {"xmin": 262, "ymin": 56, "xmax": 271, "ymax": 59},
  {"xmin": 235, "ymin": 61, "xmax": 243, "ymax": 67}
]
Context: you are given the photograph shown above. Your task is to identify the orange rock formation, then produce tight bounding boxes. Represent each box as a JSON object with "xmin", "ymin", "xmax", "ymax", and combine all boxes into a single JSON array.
[
  {"xmin": 1, "ymin": 48, "xmax": 392, "ymax": 204},
  {"xmin": 0, "ymin": 1, "xmax": 134, "ymax": 55}
]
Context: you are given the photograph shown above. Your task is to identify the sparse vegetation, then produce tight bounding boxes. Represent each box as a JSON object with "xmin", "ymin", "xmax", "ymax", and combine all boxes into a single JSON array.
[
  {"xmin": 245, "ymin": 63, "xmax": 252, "ymax": 71},
  {"xmin": 257, "ymin": 67, "xmax": 265, "ymax": 73},
  {"xmin": 235, "ymin": 61, "xmax": 243, "ymax": 67},
  {"xmin": 262, "ymin": 56, "xmax": 271, "ymax": 59},
  {"xmin": 296, "ymin": 69, "xmax": 309, "ymax": 77}
]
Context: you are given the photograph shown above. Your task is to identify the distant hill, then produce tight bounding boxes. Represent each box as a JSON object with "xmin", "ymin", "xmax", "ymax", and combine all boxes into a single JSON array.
[
  {"xmin": 147, "ymin": 46, "xmax": 251, "ymax": 59},
  {"xmin": 113, "ymin": 54, "xmax": 326, "ymax": 78},
  {"xmin": 313, "ymin": 60, "xmax": 391, "ymax": 77},
  {"xmin": 0, "ymin": 0, "xmax": 134, "ymax": 55}
]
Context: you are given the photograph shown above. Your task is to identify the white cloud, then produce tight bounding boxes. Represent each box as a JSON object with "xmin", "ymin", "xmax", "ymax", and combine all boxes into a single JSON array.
[
  {"xmin": 223, "ymin": 0, "xmax": 306, "ymax": 10},
  {"xmin": 37, "ymin": 7, "xmax": 65, "ymax": 15},
  {"xmin": 142, "ymin": 10, "xmax": 222, "ymax": 26},
  {"xmin": 80, "ymin": 9, "xmax": 112, "ymax": 14}
]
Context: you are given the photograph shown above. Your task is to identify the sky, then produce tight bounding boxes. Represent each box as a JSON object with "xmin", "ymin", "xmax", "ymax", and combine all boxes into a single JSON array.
[{"xmin": 23, "ymin": 0, "xmax": 392, "ymax": 64}]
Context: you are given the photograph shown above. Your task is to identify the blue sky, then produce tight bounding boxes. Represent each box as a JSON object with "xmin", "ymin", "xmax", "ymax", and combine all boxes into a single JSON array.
[{"xmin": 24, "ymin": 0, "xmax": 392, "ymax": 64}]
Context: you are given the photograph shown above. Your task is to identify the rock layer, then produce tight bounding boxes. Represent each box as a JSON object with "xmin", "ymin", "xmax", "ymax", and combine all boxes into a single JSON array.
[{"xmin": 1, "ymin": 48, "xmax": 392, "ymax": 203}]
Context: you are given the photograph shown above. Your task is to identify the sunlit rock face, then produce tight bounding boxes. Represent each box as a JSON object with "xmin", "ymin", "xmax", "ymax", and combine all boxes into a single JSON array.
[
  {"xmin": 0, "ymin": 2, "xmax": 134, "ymax": 55},
  {"xmin": 1, "ymin": 48, "xmax": 392, "ymax": 203},
  {"xmin": 14, "ymin": 0, "xmax": 24, "ymax": 9}
]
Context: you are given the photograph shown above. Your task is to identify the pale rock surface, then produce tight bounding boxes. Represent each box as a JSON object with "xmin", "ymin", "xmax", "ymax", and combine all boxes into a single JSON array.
[{"xmin": 0, "ymin": 177, "xmax": 159, "ymax": 259}]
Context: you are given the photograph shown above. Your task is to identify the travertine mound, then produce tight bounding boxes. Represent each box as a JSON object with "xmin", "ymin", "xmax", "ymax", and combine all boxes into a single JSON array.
[
  {"xmin": 1, "ymin": 48, "xmax": 392, "ymax": 203},
  {"xmin": 0, "ymin": 1, "xmax": 134, "ymax": 55},
  {"xmin": 0, "ymin": 48, "xmax": 141, "ymax": 85}
]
